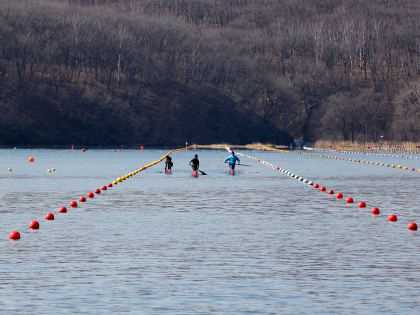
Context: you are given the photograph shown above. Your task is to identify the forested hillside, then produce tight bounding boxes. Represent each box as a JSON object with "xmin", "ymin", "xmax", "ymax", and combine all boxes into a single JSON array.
[{"xmin": 1, "ymin": 0, "xmax": 420, "ymax": 145}]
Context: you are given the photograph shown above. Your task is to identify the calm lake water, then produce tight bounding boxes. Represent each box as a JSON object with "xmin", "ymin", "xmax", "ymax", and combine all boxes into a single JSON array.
[{"xmin": 1, "ymin": 149, "xmax": 419, "ymax": 314}]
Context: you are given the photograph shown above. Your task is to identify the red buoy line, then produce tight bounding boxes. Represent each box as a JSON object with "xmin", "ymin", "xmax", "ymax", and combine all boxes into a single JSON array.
[
  {"xmin": 9, "ymin": 146, "xmax": 192, "ymax": 240},
  {"xmin": 227, "ymin": 147, "xmax": 418, "ymax": 233},
  {"xmin": 263, "ymin": 146, "xmax": 420, "ymax": 174}
]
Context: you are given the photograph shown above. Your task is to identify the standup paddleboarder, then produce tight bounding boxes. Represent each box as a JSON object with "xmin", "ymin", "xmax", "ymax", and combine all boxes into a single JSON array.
[
  {"xmin": 190, "ymin": 154, "xmax": 199, "ymax": 171},
  {"xmin": 225, "ymin": 151, "xmax": 240, "ymax": 170},
  {"xmin": 165, "ymin": 156, "xmax": 173, "ymax": 173}
]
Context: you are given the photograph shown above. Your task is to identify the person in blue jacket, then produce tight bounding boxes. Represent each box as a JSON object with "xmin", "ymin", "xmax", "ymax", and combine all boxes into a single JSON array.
[{"xmin": 224, "ymin": 151, "xmax": 240, "ymax": 170}]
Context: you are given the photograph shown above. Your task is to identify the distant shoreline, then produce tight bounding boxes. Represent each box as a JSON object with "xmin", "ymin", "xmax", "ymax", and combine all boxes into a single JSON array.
[
  {"xmin": 0, "ymin": 143, "xmax": 289, "ymax": 150},
  {"xmin": 2, "ymin": 141, "xmax": 419, "ymax": 151},
  {"xmin": 196, "ymin": 143, "xmax": 289, "ymax": 150}
]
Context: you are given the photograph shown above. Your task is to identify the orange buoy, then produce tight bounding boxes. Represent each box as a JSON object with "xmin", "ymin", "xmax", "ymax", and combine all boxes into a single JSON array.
[
  {"xmin": 79, "ymin": 196, "xmax": 86, "ymax": 202},
  {"xmin": 314, "ymin": 184, "xmax": 319, "ymax": 189},
  {"xmin": 358, "ymin": 201, "xmax": 366, "ymax": 208},
  {"xmin": 9, "ymin": 231, "xmax": 20, "ymax": 240},
  {"xmin": 94, "ymin": 189, "xmax": 101, "ymax": 194},
  {"xmin": 336, "ymin": 192, "xmax": 343, "ymax": 199},
  {"xmin": 371, "ymin": 207, "xmax": 380, "ymax": 215},
  {"xmin": 320, "ymin": 186, "xmax": 326, "ymax": 192},
  {"xmin": 69, "ymin": 200, "xmax": 78, "ymax": 208},
  {"xmin": 328, "ymin": 189, "xmax": 334, "ymax": 194},
  {"xmin": 59, "ymin": 206, "xmax": 67, "ymax": 213},
  {"xmin": 101, "ymin": 186, "xmax": 107, "ymax": 190},
  {"xmin": 408, "ymin": 222, "xmax": 418, "ymax": 230},
  {"xmin": 28, "ymin": 157, "xmax": 35, "ymax": 162},
  {"xmin": 29, "ymin": 220, "xmax": 39, "ymax": 229},
  {"xmin": 45, "ymin": 213, "xmax": 54, "ymax": 220},
  {"xmin": 346, "ymin": 197, "xmax": 353, "ymax": 203},
  {"xmin": 87, "ymin": 192, "xmax": 94, "ymax": 198},
  {"xmin": 388, "ymin": 214, "xmax": 398, "ymax": 222},
  {"xmin": 107, "ymin": 183, "xmax": 113, "ymax": 187}
]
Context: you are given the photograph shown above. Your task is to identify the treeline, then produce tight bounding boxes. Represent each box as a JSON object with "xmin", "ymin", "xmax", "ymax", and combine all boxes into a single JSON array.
[{"xmin": 1, "ymin": 0, "xmax": 420, "ymax": 144}]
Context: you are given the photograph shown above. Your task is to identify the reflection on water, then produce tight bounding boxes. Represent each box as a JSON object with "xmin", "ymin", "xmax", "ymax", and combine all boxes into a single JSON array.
[{"xmin": 0, "ymin": 149, "xmax": 419, "ymax": 314}]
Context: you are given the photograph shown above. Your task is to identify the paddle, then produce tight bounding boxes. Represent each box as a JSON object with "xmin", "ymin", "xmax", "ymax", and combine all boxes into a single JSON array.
[{"xmin": 224, "ymin": 162, "xmax": 251, "ymax": 167}]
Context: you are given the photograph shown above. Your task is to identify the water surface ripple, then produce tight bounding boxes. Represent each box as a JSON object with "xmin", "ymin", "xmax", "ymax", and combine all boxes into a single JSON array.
[{"xmin": 0, "ymin": 149, "xmax": 419, "ymax": 314}]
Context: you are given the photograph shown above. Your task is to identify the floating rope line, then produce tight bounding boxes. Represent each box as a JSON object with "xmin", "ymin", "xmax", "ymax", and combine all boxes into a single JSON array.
[
  {"xmin": 263, "ymin": 146, "xmax": 420, "ymax": 174},
  {"xmin": 226, "ymin": 147, "xmax": 418, "ymax": 232},
  {"xmin": 9, "ymin": 146, "xmax": 193, "ymax": 240}
]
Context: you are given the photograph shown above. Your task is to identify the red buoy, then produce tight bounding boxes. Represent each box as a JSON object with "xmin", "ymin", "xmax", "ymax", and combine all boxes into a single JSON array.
[
  {"xmin": 314, "ymin": 184, "xmax": 319, "ymax": 189},
  {"xmin": 87, "ymin": 192, "xmax": 94, "ymax": 198},
  {"xmin": 276, "ymin": 167, "xmax": 280, "ymax": 171},
  {"xmin": 192, "ymin": 170, "xmax": 198, "ymax": 177},
  {"xmin": 72, "ymin": 145, "xmax": 75, "ymax": 150},
  {"xmin": 28, "ymin": 157, "xmax": 35, "ymax": 162},
  {"xmin": 94, "ymin": 189, "xmax": 101, "ymax": 194},
  {"xmin": 320, "ymin": 186, "xmax": 326, "ymax": 192},
  {"xmin": 165, "ymin": 169, "xmax": 172, "ymax": 174},
  {"xmin": 29, "ymin": 220, "xmax": 39, "ymax": 229},
  {"xmin": 346, "ymin": 197, "xmax": 354, "ymax": 203},
  {"xmin": 336, "ymin": 192, "xmax": 343, "ymax": 199},
  {"xmin": 107, "ymin": 183, "xmax": 113, "ymax": 187},
  {"xmin": 9, "ymin": 231, "xmax": 20, "ymax": 240},
  {"xmin": 101, "ymin": 186, "xmax": 107, "ymax": 190},
  {"xmin": 411, "ymin": 168, "xmax": 415, "ymax": 171},
  {"xmin": 371, "ymin": 207, "xmax": 380, "ymax": 215},
  {"xmin": 59, "ymin": 206, "xmax": 67, "ymax": 213},
  {"xmin": 328, "ymin": 189, "xmax": 334, "ymax": 194},
  {"xmin": 388, "ymin": 214, "xmax": 398, "ymax": 222},
  {"xmin": 69, "ymin": 200, "xmax": 78, "ymax": 208},
  {"xmin": 118, "ymin": 149, "xmax": 121, "ymax": 152},
  {"xmin": 79, "ymin": 196, "xmax": 86, "ymax": 202},
  {"xmin": 230, "ymin": 168, "xmax": 235, "ymax": 175},
  {"xmin": 358, "ymin": 201, "xmax": 366, "ymax": 208},
  {"xmin": 81, "ymin": 148, "xmax": 86, "ymax": 152},
  {"xmin": 408, "ymin": 222, "xmax": 418, "ymax": 230},
  {"xmin": 45, "ymin": 213, "xmax": 54, "ymax": 220},
  {"xmin": 141, "ymin": 146, "xmax": 144, "ymax": 150}
]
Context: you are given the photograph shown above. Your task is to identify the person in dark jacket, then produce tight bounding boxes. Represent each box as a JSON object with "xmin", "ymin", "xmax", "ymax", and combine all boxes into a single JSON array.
[
  {"xmin": 165, "ymin": 156, "xmax": 173, "ymax": 172},
  {"xmin": 189, "ymin": 154, "xmax": 199, "ymax": 171}
]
